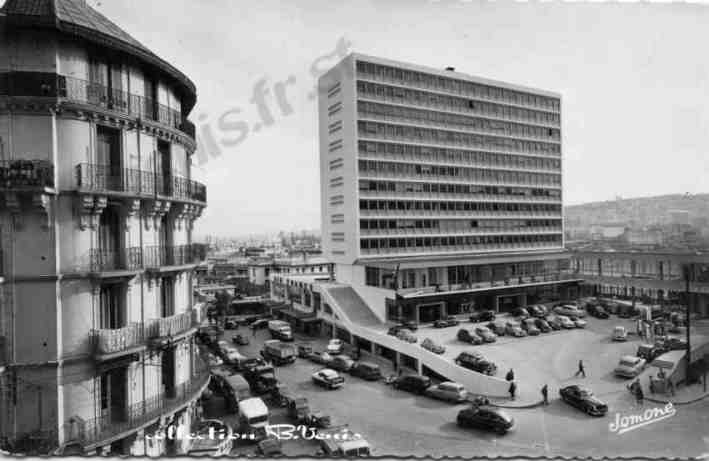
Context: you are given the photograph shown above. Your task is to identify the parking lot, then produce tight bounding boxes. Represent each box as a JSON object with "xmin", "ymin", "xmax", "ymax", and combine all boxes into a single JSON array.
[
  {"xmin": 415, "ymin": 314, "xmax": 643, "ymax": 402},
  {"xmin": 209, "ymin": 319, "xmax": 709, "ymax": 458}
]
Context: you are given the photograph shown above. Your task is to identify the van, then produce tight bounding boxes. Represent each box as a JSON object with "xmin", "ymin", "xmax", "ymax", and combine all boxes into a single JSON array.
[
  {"xmin": 238, "ymin": 397, "xmax": 269, "ymax": 441},
  {"xmin": 350, "ymin": 362, "xmax": 382, "ymax": 381},
  {"xmin": 268, "ymin": 320, "xmax": 293, "ymax": 341},
  {"xmin": 222, "ymin": 374, "xmax": 252, "ymax": 412}
]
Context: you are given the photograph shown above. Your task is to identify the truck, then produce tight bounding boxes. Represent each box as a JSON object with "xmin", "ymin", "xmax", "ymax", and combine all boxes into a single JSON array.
[
  {"xmin": 317, "ymin": 425, "xmax": 371, "ymax": 457},
  {"xmin": 262, "ymin": 340, "xmax": 296, "ymax": 366},
  {"xmin": 243, "ymin": 363, "xmax": 279, "ymax": 395},
  {"xmin": 237, "ymin": 397, "xmax": 269, "ymax": 441},
  {"xmin": 268, "ymin": 320, "xmax": 293, "ymax": 341}
]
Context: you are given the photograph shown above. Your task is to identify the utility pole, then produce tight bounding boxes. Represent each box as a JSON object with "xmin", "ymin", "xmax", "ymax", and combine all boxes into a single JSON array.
[{"xmin": 685, "ymin": 264, "xmax": 692, "ymax": 376}]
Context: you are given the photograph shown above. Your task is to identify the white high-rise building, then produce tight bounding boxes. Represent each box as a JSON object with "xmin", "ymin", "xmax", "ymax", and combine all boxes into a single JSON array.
[{"xmin": 318, "ymin": 53, "xmax": 574, "ymax": 322}]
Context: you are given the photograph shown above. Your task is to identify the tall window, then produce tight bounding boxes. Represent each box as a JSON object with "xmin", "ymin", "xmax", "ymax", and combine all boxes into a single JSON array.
[
  {"xmin": 161, "ymin": 276, "xmax": 175, "ymax": 317},
  {"xmin": 99, "ymin": 283, "xmax": 124, "ymax": 329},
  {"xmin": 365, "ymin": 267, "xmax": 380, "ymax": 287}
]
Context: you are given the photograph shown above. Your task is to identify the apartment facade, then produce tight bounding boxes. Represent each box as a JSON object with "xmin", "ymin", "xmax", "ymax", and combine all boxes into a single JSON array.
[
  {"xmin": 0, "ymin": 0, "xmax": 207, "ymax": 455},
  {"xmin": 318, "ymin": 54, "xmax": 578, "ymax": 322}
]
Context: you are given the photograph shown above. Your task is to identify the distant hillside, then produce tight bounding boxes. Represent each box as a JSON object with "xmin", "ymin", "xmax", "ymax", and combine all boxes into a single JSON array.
[{"xmin": 565, "ymin": 193, "xmax": 709, "ymax": 227}]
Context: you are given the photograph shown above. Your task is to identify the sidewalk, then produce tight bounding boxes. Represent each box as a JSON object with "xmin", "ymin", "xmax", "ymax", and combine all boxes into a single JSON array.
[{"xmin": 643, "ymin": 380, "xmax": 709, "ymax": 405}]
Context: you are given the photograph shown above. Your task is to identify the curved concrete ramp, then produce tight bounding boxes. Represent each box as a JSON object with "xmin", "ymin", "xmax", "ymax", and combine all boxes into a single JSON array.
[{"xmin": 325, "ymin": 286, "xmax": 383, "ymax": 327}]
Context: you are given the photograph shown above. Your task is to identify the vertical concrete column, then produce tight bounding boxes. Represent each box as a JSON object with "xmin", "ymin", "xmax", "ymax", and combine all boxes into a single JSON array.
[
  {"xmin": 414, "ymin": 304, "xmax": 420, "ymax": 324},
  {"xmin": 394, "ymin": 351, "xmax": 401, "ymax": 369},
  {"xmin": 494, "ymin": 296, "xmax": 500, "ymax": 313},
  {"xmin": 519, "ymin": 293, "xmax": 527, "ymax": 307},
  {"xmin": 415, "ymin": 359, "xmax": 422, "ymax": 375}
]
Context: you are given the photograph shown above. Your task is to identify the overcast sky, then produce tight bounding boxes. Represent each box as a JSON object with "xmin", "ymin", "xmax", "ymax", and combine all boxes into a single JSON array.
[{"xmin": 50, "ymin": 1, "xmax": 709, "ymax": 235}]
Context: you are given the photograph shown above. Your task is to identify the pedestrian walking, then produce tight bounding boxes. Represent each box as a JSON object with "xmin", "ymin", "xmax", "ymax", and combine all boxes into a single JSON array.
[
  {"xmin": 668, "ymin": 379, "xmax": 675, "ymax": 396},
  {"xmin": 506, "ymin": 368, "xmax": 515, "ymax": 382},
  {"xmin": 574, "ymin": 360, "xmax": 586, "ymax": 378},
  {"xmin": 541, "ymin": 384, "xmax": 549, "ymax": 405},
  {"xmin": 509, "ymin": 381, "xmax": 517, "ymax": 400},
  {"xmin": 636, "ymin": 386, "xmax": 644, "ymax": 406}
]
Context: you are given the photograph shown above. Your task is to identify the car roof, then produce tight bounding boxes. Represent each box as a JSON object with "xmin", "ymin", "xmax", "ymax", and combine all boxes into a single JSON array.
[{"xmin": 318, "ymin": 368, "xmax": 339, "ymax": 377}]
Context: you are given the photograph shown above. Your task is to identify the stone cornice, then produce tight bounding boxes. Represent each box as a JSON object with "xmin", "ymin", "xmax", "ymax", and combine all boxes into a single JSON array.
[{"xmin": 0, "ymin": 96, "xmax": 196, "ymax": 152}]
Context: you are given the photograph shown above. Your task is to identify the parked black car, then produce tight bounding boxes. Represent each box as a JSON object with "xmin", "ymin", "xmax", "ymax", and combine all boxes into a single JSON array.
[
  {"xmin": 636, "ymin": 343, "xmax": 666, "ymax": 362},
  {"xmin": 534, "ymin": 318, "xmax": 552, "ymax": 333},
  {"xmin": 469, "ymin": 310, "xmax": 496, "ymax": 323},
  {"xmin": 350, "ymin": 362, "xmax": 382, "ymax": 381},
  {"xmin": 457, "ymin": 406, "xmax": 514, "ymax": 434},
  {"xmin": 402, "ymin": 320, "xmax": 419, "ymax": 331},
  {"xmin": 559, "ymin": 385, "xmax": 608, "ymax": 416},
  {"xmin": 250, "ymin": 319, "xmax": 270, "ymax": 330},
  {"xmin": 392, "ymin": 374, "xmax": 431, "ymax": 394},
  {"xmin": 587, "ymin": 304, "xmax": 610, "ymax": 319},
  {"xmin": 434, "ymin": 316, "xmax": 459, "ymax": 328},
  {"xmin": 388, "ymin": 325, "xmax": 404, "ymax": 336},
  {"xmin": 457, "ymin": 328, "xmax": 483, "ymax": 345},
  {"xmin": 454, "ymin": 351, "xmax": 497, "ymax": 375},
  {"xmin": 511, "ymin": 307, "xmax": 530, "ymax": 319}
]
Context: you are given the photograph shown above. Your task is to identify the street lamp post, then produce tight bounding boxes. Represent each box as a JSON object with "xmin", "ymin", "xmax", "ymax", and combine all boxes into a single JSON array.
[{"xmin": 684, "ymin": 264, "xmax": 692, "ymax": 376}]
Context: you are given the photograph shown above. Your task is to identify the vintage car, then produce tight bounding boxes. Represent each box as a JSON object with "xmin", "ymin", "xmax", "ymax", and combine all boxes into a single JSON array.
[
  {"xmin": 474, "ymin": 326, "xmax": 497, "ymax": 343},
  {"xmin": 349, "ymin": 362, "xmax": 382, "ymax": 381},
  {"xmin": 556, "ymin": 315, "xmax": 576, "ymax": 329},
  {"xmin": 568, "ymin": 315, "xmax": 587, "ymax": 328},
  {"xmin": 312, "ymin": 369, "xmax": 345, "ymax": 389},
  {"xmin": 232, "ymin": 334, "xmax": 250, "ymax": 346},
  {"xmin": 559, "ymin": 385, "xmax": 608, "ymax": 416},
  {"xmin": 614, "ymin": 355, "xmax": 647, "ymax": 378},
  {"xmin": 553, "ymin": 305, "xmax": 587, "ymax": 318},
  {"xmin": 534, "ymin": 318, "xmax": 552, "ymax": 333},
  {"xmin": 505, "ymin": 321, "xmax": 527, "ymax": 337},
  {"xmin": 297, "ymin": 342, "xmax": 314, "ymax": 358},
  {"xmin": 329, "ymin": 355, "xmax": 357, "ymax": 373},
  {"xmin": 457, "ymin": 328, "xmax": 483, "ymax": 345},
  {"xmin": 455, "ymin": 351, "xmax": 497, "ymax": 375},
  {"xmin": 521, "ymin": 318, "xmax": 541, "ymax": 335},
  {"xmin": 612, "ymin": 326, "xmax": 628, "ymax": 341},
  {"xmin": 487, "ymin": 320, "xmax": 507, "ymax": 336},
  {"xmin": 392, "ymin": 374, "xmax": 432, "ymax": 394},
  {"xmin": 421, "ymin": 338, "xmax": 446, "ymax": 354},
  {"xmin": 586, "ymin": 304, "xmax": 610, "ymax": 319},
  {"xmin": 308, "ymin": 351, "xmax": 334, "ymax": 365},
  {"xmin": 396, "ymin": 328, "xmax": 418, "ymax": 343},
  {"xmin": 425, "ymin": 381, "xmax": 468, "ymax": 403},
  {"xmin": 545, "ymin": 315, "xmax": 563, "ymax": 330},
  {"xmin": 469, "ymin": 310, "xmax": 496, "ymax": 323},
  {"xmin": 457, "ymin": 406, "xmax": 514, "ymax": 434}
]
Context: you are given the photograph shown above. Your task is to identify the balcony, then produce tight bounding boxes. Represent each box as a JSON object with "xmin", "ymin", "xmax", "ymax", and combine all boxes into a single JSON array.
[
  {"xmin": 143, "ymin": 245, "xmax": 205, "ymax": 269},
  {"xmin": 90, "ymin": 323, "xmax": 145, "ymax": 359},
  {"xmin": 146, "ymin": 311, "xmax": 196, "ymax": 347},
  {"xmin": 86, "ymin": 247, "xmax": 143, "ymax": 273},
  {"xmin": 59, "ymin": 76, "xmax": 188, "ymax": 136},
  {"xmin": 76, "ymin": 163, "xmax": 206, "ymax": 205},
  {"xmin": 62, "ymin": 364, "xmax": 210, "ymax": 451},
  {"xmin": 0, "ymin": 160, "xmax": 54, "ymax": 190}
]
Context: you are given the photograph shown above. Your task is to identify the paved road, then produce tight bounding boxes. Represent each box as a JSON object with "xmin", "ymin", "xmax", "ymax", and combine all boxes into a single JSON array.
[{"xmin": 214, "ymin": 325, "xmax": 709, "ymax": 458}]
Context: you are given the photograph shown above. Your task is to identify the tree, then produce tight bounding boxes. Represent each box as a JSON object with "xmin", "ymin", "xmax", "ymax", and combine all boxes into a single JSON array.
[{"xmin": 214, "ymin": 290, "xmax": 234, "ymax": 318}]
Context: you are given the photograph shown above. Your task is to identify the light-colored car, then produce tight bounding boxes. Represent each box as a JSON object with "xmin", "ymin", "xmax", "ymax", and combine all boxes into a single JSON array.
[
  {"xmin": 312, "ymin": 368, "xmax": 345, "ymax": 389},
  {"xmin": 614, "ymin": 355, "xmax": 646, "ymax": 378},
  {"xmin": 505, "ymin": 321, "xmax": 527, "ymax": 337},
  {"xmin": 425, "ymin": 381, "xmax": 468, "ymax": 403},
  {"xmin": 474, "ymin": 326, "xmax": 497, "ymax": 343},
  {"xmin": 396, "ymin": 328, "xmax": 418, "ymax": 343},
  {"xmin": 421, "ymin": 338, "xmax": 445, "ymax": 354},
  {"xmin": 568, "ymin": 316, "xmax": 587, "ymax": 328},
  {"xmin": 553, "ymin": 305, "xmax": 587, "ymax": 318},
  {"xmin": 308, "ymin": 351, "xmax": 334, "ymax": 365},
  {"xmin": 612, "ymin": 326, "xmax": 628, "ymax": 341},
  {"xmin": 557, "ymin": 315, "xmax": 576, "ymax": 329},
  {"xmin": 327, "ymin": 339, "xmax": 344, "ymax": 355}
]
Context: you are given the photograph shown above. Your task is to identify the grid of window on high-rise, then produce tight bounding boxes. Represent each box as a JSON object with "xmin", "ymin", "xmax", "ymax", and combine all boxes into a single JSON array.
[{"xmin": 354, "ymin": 59, "xmax": 563, "ymax": 256}]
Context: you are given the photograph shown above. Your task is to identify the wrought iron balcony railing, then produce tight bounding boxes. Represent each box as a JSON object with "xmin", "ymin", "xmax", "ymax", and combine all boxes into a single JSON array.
[
  {"xmin": 0, "ymin": 160, "xmax": 54, "ymax": 189},
  {"xmin": 145, "ymin": 311, "xmax": 195, "ymax": 340},
  {"xmin": 87, "ymin": 247, "xmax": 143, "ymax": 272},
  {"xmin": 75, "ymin": 163, "xmax": 206, "ymax": 204},
  {"xmin": 143, "ymin": 244, "xmax": 205, "ymax": 268},
  {"xmin": 62, "ymin": 363, "xmax": 210, "ymax": 450},
  {"xmin": 90, "ymin": 323, "xmax": 145, "ymax": 356},
  {"xmin": 59, "ymin": 76, "xmax": 183, "ymax": 132}
]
